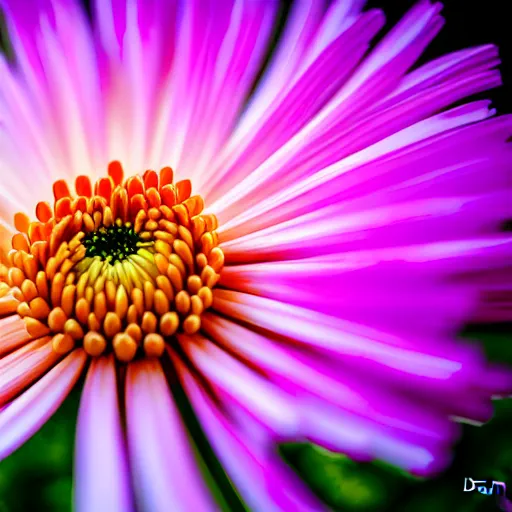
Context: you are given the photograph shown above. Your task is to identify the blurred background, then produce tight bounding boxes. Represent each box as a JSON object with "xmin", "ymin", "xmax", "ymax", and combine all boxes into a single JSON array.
[{"xmin": 0, "ymin": 1, "xmax": 511, "ymax": 510}]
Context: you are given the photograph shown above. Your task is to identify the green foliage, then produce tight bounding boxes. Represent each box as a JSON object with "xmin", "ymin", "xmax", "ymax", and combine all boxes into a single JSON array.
[{"xmin": 0, "ymin": 387, "xmax": 80, "ymax": 512}]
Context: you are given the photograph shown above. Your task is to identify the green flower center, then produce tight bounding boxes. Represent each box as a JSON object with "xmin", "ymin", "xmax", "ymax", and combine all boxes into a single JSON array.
[{"xmin": 83, "ymin": 222, "xmax": 142, "ymax": 262}]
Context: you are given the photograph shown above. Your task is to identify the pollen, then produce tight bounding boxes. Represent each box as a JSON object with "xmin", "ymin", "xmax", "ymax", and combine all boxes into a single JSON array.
[{"xmin": 0, "ymin": 162, "xmax": 224, "ymax": 362}]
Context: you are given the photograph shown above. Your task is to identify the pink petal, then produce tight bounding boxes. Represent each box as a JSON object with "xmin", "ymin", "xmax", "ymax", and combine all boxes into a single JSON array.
[
  {"xmin": 212, "ymin": 289, "xmax": 486, "ymax": 391},
  {"xmin": 203, "ymin": 8, "xmax": 385, "ymax": 202},
  {"xmin": 201, "ymin": 313, "xmax": 458, "ymax": 441},
  {"xmin": 0, "ymin": 349, "xmax": 87, "ymax": 460},
  {"xmin": 0, "ymin": 336, "xmax": 50, "ymax": 371},
  {"xmin": 75, "ymin": 355, "xmax": 133, "ymax": 512},
  {"xmin": 177, "ymin": 0, "xmax": 278, "ymax": 184},
  {"xmin": 0, "ymin": 0, "xmax": 102, "ymax": 194},
  {"xmin": 178, "ymin": 332, "xmax": 299, "ymax": 438},
  {"xmin": 0, "ymin": 315, "xmax": 33, "ymax": 357},
  {"xmin": 216, "ymin": 107, "xmax": 510, "ymax": 240},
  {"xmin": 125, "ymin": 359, "xmax": 216, "ymax": 512},
  {"xmin": 170, "ymin": 349, "xmax": 326, "ymax": 511},
  {"xmin": 0, "ymin": 336, "xmax": 59, "ymax": 406},
  {"xmin": 208, "ymin": 0, "xmax": 446, "ymax": 213},
  {"xmin": 221, "ymin": 192, "xmax": 511, "ymax": 263},
  {"xmin": 219, "ymin": 238, "xmax": 512, "ymax": 335},
  {"xmin": 237, "ymin": 0, "xmax": 324, "ymax": 129},
  {"xmin": 378, "ymin": 44, "xmax": 500, "ymax": 107}
]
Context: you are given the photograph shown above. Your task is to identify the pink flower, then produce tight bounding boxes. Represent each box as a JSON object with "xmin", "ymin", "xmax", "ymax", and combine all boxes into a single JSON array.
[{"xmin": 0, "ymin": 0, "xmax": 511, "ymax": 510}]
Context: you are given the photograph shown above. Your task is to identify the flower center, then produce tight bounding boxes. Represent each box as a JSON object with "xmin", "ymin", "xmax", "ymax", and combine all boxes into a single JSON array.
[
  {"xmin": 82, "ymin": 223, "xmax": 142, "ymax": 261},
  {"xmin": 0, "ymin": 162, "xmax": 223, "ymax": 362}
]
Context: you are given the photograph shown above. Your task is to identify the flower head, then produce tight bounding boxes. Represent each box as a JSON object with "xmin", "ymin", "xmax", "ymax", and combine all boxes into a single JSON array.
[
  {"xmin": 0, "ymin": 0, "xmax": 511, "ymax": 510},
  {"xmin": 2, "ymin": 163, "xmax": 222, "ymax": 361}
]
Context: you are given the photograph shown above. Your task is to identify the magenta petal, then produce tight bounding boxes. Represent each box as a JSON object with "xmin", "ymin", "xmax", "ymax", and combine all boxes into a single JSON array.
[
  {"xmin": 470, "ymin": 269, "xmax": 512, "ymax": 323},
  {"xmin": 75, "ymin": 355, "xmax": 133, "ymax": 512},
  {"xmin": 200, "ymin": 314, "xmax": 459, "ymax": 442},
  {"xmin": 239, "ymin": 0, "xmax": 324, "ymax": 124},
  {"xmin": 125, "ymin": 359, "xmax": 216, "ymax": 512},
  {"xmin": 170, "ymin": 350, "xmax": 327, "ymax": 511},
  {"xmin": 211, "ymin": 289, "xmax": 501, "ymax": 400},
  {"xmin": 204, "ymin": 8, "xmax": 385, "ymax": 203},
  {"xmin": 178, "ymin": 333, "xmax": 300, "ymax": 438},
  {"xmin": 0, "ymin": 349, "xmax": 87, "ymax": 460},
  {"xmin": 176, "ymin": 0, "xmax": 278, "ymax": 183},
  {"xmin": 218, "ymin": 238, "xmax": 512, "ymax": 337}
]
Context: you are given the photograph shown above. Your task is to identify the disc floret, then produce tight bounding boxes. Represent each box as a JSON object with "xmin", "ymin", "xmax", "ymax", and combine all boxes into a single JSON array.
[
  {"xmin": 0, "ymin": 162, "xmax": 224, "ymax": 362},
  {"xmin": 82, "ymin": 222, "xmax": 141, "ymax": 262}
]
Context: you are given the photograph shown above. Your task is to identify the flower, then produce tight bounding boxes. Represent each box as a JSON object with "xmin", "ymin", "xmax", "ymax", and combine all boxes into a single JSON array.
[
  {"xmin": 469, "ymin": 269, "xmax": 512, "ymax": 323},
  {"xmin": 0, "ymin": 0, "xmax": 511, "ymax": 510}
]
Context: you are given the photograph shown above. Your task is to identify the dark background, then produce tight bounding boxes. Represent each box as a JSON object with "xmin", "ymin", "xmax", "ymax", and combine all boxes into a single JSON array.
[
  {"xmin": 0, "ymin": 1, "xmax": 511, "ymax": 511},
  {"xmin": 367, "ymin": 0, "xmax": 512, "ymax": 113}
]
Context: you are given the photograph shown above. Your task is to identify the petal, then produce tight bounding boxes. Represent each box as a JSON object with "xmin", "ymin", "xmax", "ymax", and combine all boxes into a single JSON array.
[
  {"xmin": 75, "ymin": 355, "xmax": 134, "ymax": 512},
  {"xmin": 219, "ymin": 238, "xmax": 512, "ymax": 336},
  {"xmin": 378, "ymin": 44, "xmax": 501, "ymax": 107},
  {"xmin": 0, "ymin": 0, "xmax": 101, "ymax": 197},
  {"xmin": 0, "ymin": 336, "xmax": 50, "ymax": 371},
  {"xmin": 125, "ymin": 359, "xmax": 216, "ymax": 512},
  {"xmin": 202, "ymin": 7, "xmax": 385, "ymax": 201},
  {"xmin": 213, "ymin": 289, "xmax": 508, "ymax": 422},
  {"xmin": 0, "ymin": 336, "xmax": 59, "ymax": 406},
  {"xmin": 0, "ymin": 348, "xmax": 87, "ymax": 460},
  {"xmin": 468, "ymin": 268, "xmax": 512, "ymax": 323},
  {"xmin": 220, "ymin": 238, "xmax": 512, "ymax": 283},
  {"xmin": 170, "ymin": 349, "xmax": 326, "ymax": 511},
  {"xmin": 212, "ymin": 289, "xmax": 486, "ymax": 393},
  {"xmin": 220, "ymin": 193, "xmax": 511, "ymax": 263},
  {"xmin": 237, "ymin": 0, "xmax": 324, "ymax": 128},
  {"xmin": 200, "ymin": 313, "xmax": 458, "ymax": 443},
  {"xmin": 0, "ymin": 315, "xmax": 33, "ymax": 357},
  {"xmin": 92, "ymin": 0, "xmax": 277, "ymax": 176},
  {"xmin": 216, "ymin": 108, "xmax": 511, "ymax": 240},
  {"xmin": 207, "ymin": 0, "xmax": 447, "ymax": 211},
  {"xmin": 195, "ymin": 312, "xmax": 498, "ymax": 475},
  {"xmin": 177, "ymin": 333, "xmax": 300, "ymax": 438},
  {"xmin": 174, "ymin": 0, "xmax": 278, "ymax": 183},
  {"xmin": 299, "ymin": 396, "xmax": 451, "ymax": 476}
]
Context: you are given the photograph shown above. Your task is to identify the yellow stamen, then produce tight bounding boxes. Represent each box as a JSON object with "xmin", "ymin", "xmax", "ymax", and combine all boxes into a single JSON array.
[
  {"xmin": 64, "ymin": 318, "xmax": 84, "ymax": 340},
  {"xmin": 83, "ymin": 331, "xmax": 107, "ymax": 357},
  {"xmin": 175, "ymin": 290, "xmax": 191, "ymax": 315},
  {"xmin": 143, "ymin": 333, "xmax": 165, "ymax": 358},
  {"xmin": 125, "ymin": 323, "xmax": 143, "ymax": 343},
  {"xmin": 104, "ymin": 312, "xmax": 122, "ymax": 339},
  {"xmin": 183, "ymin": 314, "xmax": 201, "ymax": 334},
  {"xmin": 141, "ymin": 311, "xmax": 157, "ymax": 334},
  {"xmin": 48, "ymin": 307, "xmax": 67, "ymax": 332},
  {"xmin": 52, "ymin": 333, "xmax": 75, "ymax": 354},
  {"xmin": 160, "ymin": 312, "xmax": 179, "ymax": 337},
  {"xmin": 113, "ymin": 333, "xmax": 137, "ymax": 362}
]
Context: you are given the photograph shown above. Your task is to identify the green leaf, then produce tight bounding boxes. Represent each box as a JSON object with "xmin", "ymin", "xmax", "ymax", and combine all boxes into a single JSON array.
[{"xmin": 0, "ymin": 386, "xmax": 80, "ymax": 512}]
